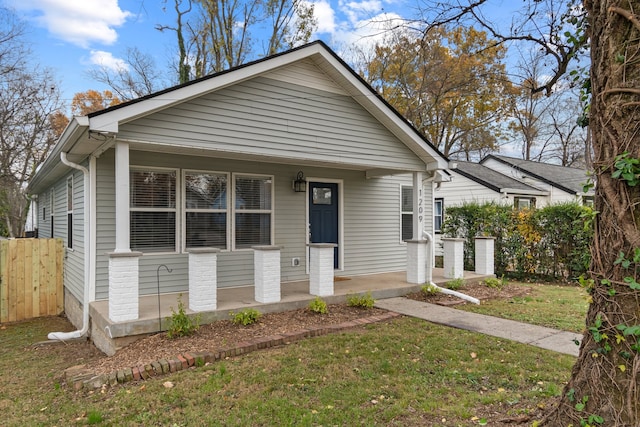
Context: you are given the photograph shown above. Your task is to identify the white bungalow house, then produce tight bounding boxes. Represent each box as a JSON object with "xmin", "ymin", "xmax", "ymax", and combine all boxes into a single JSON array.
[
  {"xmin": 433, "ymin": 155, "xmax": 594, "ymax": 255},
  {"xmin": 27, "ymin": 41, "xmax": 451, "ymax": 354}
]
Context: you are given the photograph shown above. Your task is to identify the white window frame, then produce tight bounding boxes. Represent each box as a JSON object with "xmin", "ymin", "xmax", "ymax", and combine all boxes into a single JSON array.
[
  {"xmin": 182, "ymin": 169, "xmax": 230, "ymax": 252},
  {"xmin": 434, "ymin": 198, "xmax": 444, "ymax": 233},
  {"xmin": 400, "ymin": 185, "xmax": 413, "ymax": 242},
  {"xmin": 514, "ymin": 196, "xmax": 536, "ymax": 210},
  {"xmin": 130, "ymin": 166, "xmax": 180, "ymax": 254},
  {"xmin": 67, "ymin": 176, "xmax": 74, "ymax": 249},
  {"xmin": 231, "ymin": 173, "xmax": 274, "ymax": 251}
]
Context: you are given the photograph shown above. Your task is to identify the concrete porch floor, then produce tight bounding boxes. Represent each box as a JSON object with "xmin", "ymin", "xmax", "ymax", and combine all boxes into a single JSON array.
[{"xmin": 89, "ymin": 268, "xmax": 493, "ymax": 341}]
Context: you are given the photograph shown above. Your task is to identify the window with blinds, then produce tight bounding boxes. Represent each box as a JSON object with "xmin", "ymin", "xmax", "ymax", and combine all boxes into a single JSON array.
[
  {"xmin": 184, "ymin": 171, "xmax": 228, "ymax": 249},
  {"xmin": 234, "ymin": 174, "xmax": 273, "ymax": 249},
  {"xmin": 401, "ymin": 186, "xmax": 413, "ymax": 241},
  {"xmin": 130, "ymin": 168, "xmax": 177, "ymax": 253},
  {"xmin": 434, "ymin": 198, "xmax": 444, "ymax": 233}
]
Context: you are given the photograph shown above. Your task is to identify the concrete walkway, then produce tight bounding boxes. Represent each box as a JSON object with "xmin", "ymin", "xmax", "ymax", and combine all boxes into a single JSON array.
[{"xmin": 375, "ymin": 297, "xmax": 582, "ymax": 357}]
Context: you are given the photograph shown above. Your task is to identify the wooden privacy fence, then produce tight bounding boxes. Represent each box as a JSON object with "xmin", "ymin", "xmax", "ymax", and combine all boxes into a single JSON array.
[{"xmin": 0, "ymin": 238, "xmax": 64, "ymax": 323}]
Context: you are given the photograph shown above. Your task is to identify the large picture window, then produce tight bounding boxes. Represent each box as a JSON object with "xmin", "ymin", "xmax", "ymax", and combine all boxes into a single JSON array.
[
  {"xmin": 130, "ymin": 168, "xmax": 177, "ymax": 253},
  {"xmin": 234, "ymin": 174, "xmax": 273, "ymax": 249},
  {"xmin": 401, "ymin": 186, "xmax": 413, "ymax": 241},
  {"xmin": 184, "ymin": 171, "xmax": 228, "ymax": 249}
]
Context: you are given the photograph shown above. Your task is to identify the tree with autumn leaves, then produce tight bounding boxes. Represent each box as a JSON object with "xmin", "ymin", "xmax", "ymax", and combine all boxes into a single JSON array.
[{"xmin": 361, "ymin": 27, "xmax": 513, "ymax": 160}]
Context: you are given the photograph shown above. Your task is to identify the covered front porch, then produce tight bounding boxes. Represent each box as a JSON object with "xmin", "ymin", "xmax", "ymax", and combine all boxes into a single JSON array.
[{"xmin": 89, "ymin": 268, "xmax": 493, "ymax": 355}]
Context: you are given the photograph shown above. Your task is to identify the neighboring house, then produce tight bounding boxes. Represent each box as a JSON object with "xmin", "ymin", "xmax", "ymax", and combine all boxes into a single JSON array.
[
  {"xmin": 434, "ymin": 156, "xmax": 594, "ymax": 255},
  {"xmin": 27, "ymin": 41, "xmax": 450, "ymax": 354},
  {"xmin": 480, "ymin": 155, "xmax": 594, "ymax": 206}
]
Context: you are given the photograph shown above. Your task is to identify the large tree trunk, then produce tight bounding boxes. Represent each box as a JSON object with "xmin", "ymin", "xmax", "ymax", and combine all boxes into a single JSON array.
[{"xmin": 542, "ymin": 1, "xmax": 640, "ymax": 425}]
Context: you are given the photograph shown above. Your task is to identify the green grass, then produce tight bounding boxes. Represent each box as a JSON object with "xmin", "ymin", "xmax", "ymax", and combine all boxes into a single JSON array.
[
  {"xmin": 457, "ymin": 282, "xmax": 589, "ymax": 333},
  {"xmin": 0, "ymin": 313, "xmax": 575, "ymax": 426}
]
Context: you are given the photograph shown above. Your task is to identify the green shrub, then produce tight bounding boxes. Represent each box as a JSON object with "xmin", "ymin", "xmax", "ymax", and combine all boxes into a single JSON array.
[
  {"xmin": 347, "ymin": 292, "xmax": 375, "ymax": 309},
  {"xmin": 230, "ymin": 308, "xmax": 262, "ymax": 325},
  {"xmin": 421, "ymin": 283, "xmax": 441, "ymax": 295},
  {"xmin": 484, "ymin": 276, "xmax": 507, "ymax": 289},
  {"xmin": 445, "ymin": 278, "xmax": 465, "ymax": 291},
  {"xmin": 166, "ymin": 295, "xmax": 200, "ymax": 338},
  {"xmin": 308, "ymin": 297, "xmax": 328, "ymax": 314}
]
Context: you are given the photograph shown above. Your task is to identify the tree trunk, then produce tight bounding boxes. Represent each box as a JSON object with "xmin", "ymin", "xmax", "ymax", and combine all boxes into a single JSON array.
[{"xmin": 542, "ymin": 1, "xmax": 640, "ymax": 425}]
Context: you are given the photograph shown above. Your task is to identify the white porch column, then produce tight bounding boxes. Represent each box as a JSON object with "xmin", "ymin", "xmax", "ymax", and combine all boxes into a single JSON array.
[
  {"xmin": 108, "ymin": 251, "xmax": 142, "ymax": 322},
  {"xmin": 443, "ymin": 237, "xmax": 465, "ymax": 279},
  {"xmin": 412, "ymin": 171, "xmax": 425, "ymax": 240},
  {"xmin": 308, "ymin": 243, "xmax": 336, "ymax": 296},
  {"xmin": 406, "ymin": 240, "xmax": 427, "ymax": 284},
  {"xmin": 188, "ymin": 248, "xmax": 220, "ymax": 311},
  {"xmin": 114, "ymin": 140, "xmax": 131, "ymax": 253},
  {"xmin": 253, "ymin": 245, "xmax": 282, "ymax": 303},
  {"xmin": 475, "ymin": 237, "xmax": 495, "ymax": 275}
]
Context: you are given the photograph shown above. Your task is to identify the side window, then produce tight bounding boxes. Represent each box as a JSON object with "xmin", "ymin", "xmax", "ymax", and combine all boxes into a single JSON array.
[
  {"xmin": 130, "ymin": 168, "xmax": 178, "ymax": 253},
  {"xmin": 50, "ymin": 189, "xmax": 55, "ymax": 238},
  {"xmin": 67, "ymin": 177, "xmax": 73, "ymax": 248},
  {"xmin": 401, "ymin": 186, "xmax": 413, "ymax": 241},
  {"xmin": 434, "ymin": 198, "xmax": 444, "ymax": 233}
]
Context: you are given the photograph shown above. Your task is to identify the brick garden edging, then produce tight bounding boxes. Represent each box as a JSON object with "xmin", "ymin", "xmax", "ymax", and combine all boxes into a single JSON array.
[{"xmin": 65, "ymin": 311, "xmax": 401, "ymax": 391}]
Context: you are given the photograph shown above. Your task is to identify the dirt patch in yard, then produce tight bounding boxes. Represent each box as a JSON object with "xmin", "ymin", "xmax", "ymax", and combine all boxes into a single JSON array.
[{"xmin": 405, "ymin": 281, "xmax": 533, "ymax": 305}]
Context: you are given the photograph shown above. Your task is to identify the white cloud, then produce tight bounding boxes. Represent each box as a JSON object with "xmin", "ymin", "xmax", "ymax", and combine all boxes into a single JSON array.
[
  {"xmin": 89, "ymin": 50, "xmax": 128, "ymax": 71},
  {"xmin": 340, "ymin": 0, "xmax": 383, "ymax": 25},
  {"xmin": 312, "ymin": 0, "xmax": 337, "ymax": 34},
  {"xmin": 13, "ymin": 0, "xmax": 131, "ymax": 48}
]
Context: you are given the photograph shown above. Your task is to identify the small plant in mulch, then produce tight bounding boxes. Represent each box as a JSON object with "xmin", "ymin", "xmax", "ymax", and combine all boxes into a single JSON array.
[
  {"xmin": 445, "ymin": 277, "xmax": 465, "ymax": 291},
  {"xmin": 347, "ymin": 292, "xmax": 375, "ymax": 309},
  {"xmin": 166, "ymin": 295, "xmax": 201, "ymax": 338},
  {"xmin": 230, "ymin": 308, "xmax": 262, "ymax": 325},
  {"xmin": 308, "ymin": 297, "xmax": 329, "ymax": 314},
  {"xmin": 421, "ymin": 283, "xmax": 441, "ymax": 295},
  {"xmin": 484, "ymin": 276, "xmax": 508, "ymax": 290}
]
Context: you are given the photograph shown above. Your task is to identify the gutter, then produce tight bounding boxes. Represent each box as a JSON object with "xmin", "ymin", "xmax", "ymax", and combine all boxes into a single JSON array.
[{"xmin": 48, "ymin": 152, "xmax": 92, "ymax": 341}]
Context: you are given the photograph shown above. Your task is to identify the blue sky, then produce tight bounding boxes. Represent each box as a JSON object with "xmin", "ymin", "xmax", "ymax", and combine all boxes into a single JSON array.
[{"xmin": 5, "ymin": 0, "xmax": 420, "ymax": 105}]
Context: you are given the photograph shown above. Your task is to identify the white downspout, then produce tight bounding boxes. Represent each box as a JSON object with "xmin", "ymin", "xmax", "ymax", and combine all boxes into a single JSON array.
[
  {"xmin": 48, "ymin": 152, "xmax": 91, "ymax": 340},
  {"xmin": 423, "ymin": 231, "xmax": 480, "ymax": 305}
]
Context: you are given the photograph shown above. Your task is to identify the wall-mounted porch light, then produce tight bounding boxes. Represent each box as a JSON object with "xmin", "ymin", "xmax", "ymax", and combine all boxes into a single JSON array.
[{"xmin": 293, "ymin": 171, "xmax": 306, "ymax": 192}]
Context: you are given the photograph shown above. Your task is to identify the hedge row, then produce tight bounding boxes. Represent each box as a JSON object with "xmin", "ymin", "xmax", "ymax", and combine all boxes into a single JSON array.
[{"xmin": 441, "ymin": 202, "xmax": 593, "ymax": 280}]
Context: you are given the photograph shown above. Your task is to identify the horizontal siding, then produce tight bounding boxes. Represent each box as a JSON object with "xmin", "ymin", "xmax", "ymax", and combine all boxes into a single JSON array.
[
  {"xmin": 264, "ymin": 59, "xmax": 345, "ymax": 94},
  {"xmin": 117, "ymin": 76, "xmax": 424, "ymax": 171},
  {"xmin": 95, "ymin": 150, "xmax": 420, "ymax": 299}
]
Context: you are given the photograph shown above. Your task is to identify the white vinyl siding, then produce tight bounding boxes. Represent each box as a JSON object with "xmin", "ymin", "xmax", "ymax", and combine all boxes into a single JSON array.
[{"xmin": 117, "ymin": 76, "xmax": 425, "ymax": 171}]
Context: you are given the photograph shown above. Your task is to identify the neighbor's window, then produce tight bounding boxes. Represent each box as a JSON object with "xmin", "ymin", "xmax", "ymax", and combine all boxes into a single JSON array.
[
  {"xmin": 514, "ymin": 197, "xmax": 536, "ymax": 210},
  {"xmin": 67, "ymin": 177, "xmax": 73, "ymax": 249},
  {"xmin": 401, "ymin": 186, "xmax": 413, "ymax": 241},
  {"xmin": 234, "ymin": 174, "xmax": 273, "ymax": 249},
  {"xmin": 583, "ymin": 196, "xmax": 594, "ymax": 207},
  {"xmin": 130, "ymin": 168, "xmax": 177, "ymax": 253},
  {"xmin": 184, "ymin": 171, "xmax": 228, "ymax": 249},
  {"xmin": 434, "ymin": 198, "xmax": 444, "ymax": 233}
]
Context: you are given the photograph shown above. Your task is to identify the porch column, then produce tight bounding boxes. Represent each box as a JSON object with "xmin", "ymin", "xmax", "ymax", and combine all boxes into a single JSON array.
[
  {"xmin": 475, "ymin": 237, "xmax": 495, "ymax": 275},
  {"xmin": 412, "ymin": 171, "xmax": 425, "ymax": 240},
  {"xmin": 406, "ymin": 240, "xmax": 427, "ymax": 284},
  {"xmin": 114, "ymin": 140, "xmax": 131, "ymax": 253},
  {"xmin": 253, "ymin": 245, "xmax": 282, "ymax": 303},
  {"xmin": 188, "ymin": 248, "xmax": 220, "ymax": 311},
  {"xmin": 308, "ymin": 243, "xmax": 336, "ymax": 296},
  {"xmin": 442, "ymin": 237, "xmax": 464, "ymax": 279},
  {"xmin": 108, "ymin": 251, "xmax": 142, "ymax": 322}
]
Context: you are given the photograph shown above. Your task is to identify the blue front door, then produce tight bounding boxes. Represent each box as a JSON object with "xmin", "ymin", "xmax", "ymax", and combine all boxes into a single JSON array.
[{"xmin": 309, "ymin": 182, "xmax": 339, "ymax": 268}]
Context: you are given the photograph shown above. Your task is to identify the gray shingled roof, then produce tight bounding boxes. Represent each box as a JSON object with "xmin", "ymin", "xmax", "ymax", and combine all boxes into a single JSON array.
[
  {"xmin": 454, "ymin": 161, "xmax": 545, "ymax": 193},
  {"xmin": 481, "ymin": 155, "xmax": 592, "ymax": 195}
]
